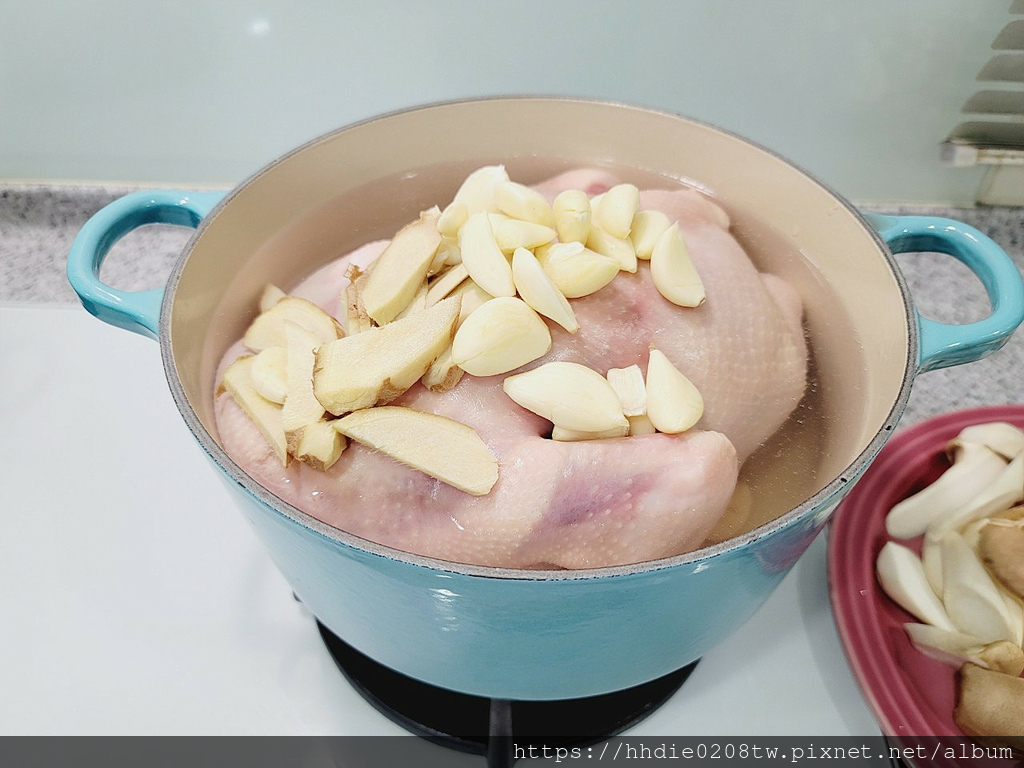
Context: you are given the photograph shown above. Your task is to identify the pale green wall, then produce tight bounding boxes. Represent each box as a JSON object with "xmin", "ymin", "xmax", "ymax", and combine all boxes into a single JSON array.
[{"xmin": 0, "ymin": 0, "xmax": 1010, "ymax": 204}]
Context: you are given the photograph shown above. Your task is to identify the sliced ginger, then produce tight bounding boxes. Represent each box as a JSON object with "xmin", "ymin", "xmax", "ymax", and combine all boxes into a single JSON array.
[
  {"xmin": 334, "ymin": 406, "xmax": 498, "ymax": 496},
  {"xmin": 293, "ymin": 419, "xmax": 347, "ymax": 472},
  {"xmin": 360, "ymin": 207, "xmax": 443, "ymax": 325},
  {"xmin": 243, "ymin": 296, "xmax": 343, "ymax": 352},
  {"xmin": 954, "ymin": 663, "xmax": 1024, "ymax": 752},
  {"xmin": 343, "ymin": 264, "xmax": 374, "ymax": 335},
  {"xmin": 314, "ymin": 296, "xmax": 460, "ymax": 415},
  {"xmin": 978, "ymin": 515, "xmax": 1024, "ymax": 600},
  {"xmin": 282, "ymin": 321, "xmax": 326, "ymax": 449}
]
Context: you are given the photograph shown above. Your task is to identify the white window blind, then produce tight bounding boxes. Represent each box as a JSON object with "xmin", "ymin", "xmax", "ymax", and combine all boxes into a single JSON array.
[{"xmin": 943, "ymin": 4, "xmax": 1024, "ymax": 167}]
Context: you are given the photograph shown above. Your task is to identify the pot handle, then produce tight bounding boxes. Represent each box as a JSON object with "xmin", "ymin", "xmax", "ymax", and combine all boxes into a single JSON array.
[
  {"xmin": 67, "ymin": 190, "xmax": 224, "ymax": 340},
  {"xmin": 868, "ymin": 214, "xmax": 1024, "ymax": 373}
]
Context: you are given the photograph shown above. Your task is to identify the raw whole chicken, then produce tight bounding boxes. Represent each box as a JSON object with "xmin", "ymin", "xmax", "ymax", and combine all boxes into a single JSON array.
[{"xmin": 214, "ymin": 169, "xmax": 808, "ymax": 569}]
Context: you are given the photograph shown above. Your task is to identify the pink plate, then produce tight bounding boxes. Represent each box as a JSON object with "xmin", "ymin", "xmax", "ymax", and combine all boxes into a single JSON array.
[{"xmin": 828, "ymin": 405, "xmax": 1023, "ymax": 767}]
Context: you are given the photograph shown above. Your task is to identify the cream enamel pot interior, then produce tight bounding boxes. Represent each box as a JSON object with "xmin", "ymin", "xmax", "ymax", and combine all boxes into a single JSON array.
[{"xmin": 67, "ymin": 98, "xmax": 1024, "ymax": 700}]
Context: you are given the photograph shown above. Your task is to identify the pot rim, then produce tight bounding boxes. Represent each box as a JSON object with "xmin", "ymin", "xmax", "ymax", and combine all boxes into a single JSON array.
[{"xmin": 160, "ymin": 95, "xmax": 917, "ymax": 581}]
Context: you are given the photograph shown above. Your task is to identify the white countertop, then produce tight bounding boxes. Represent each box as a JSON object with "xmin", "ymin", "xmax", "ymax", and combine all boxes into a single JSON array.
[{"xmin": 1, "ymin": 304, "xmax": 880, "ymax": 746}]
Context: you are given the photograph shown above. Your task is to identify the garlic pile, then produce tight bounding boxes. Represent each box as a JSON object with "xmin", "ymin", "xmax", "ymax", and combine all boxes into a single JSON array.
[
  {"xmin": 874, "ymin": 420, "xmax": 1024, "ymax": 743},
  {"xmin": 219, "ymin": 166, "xmax": 709, "ymax": 496}
]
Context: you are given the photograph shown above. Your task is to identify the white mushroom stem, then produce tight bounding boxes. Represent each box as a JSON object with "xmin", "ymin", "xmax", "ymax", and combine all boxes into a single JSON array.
[
  {"xmin": 939, "ymin": 530, "xmax": 1020, "ymax": 644},
  {"xmin": 952, "ymin": 422, "xmax": 1024, "ymax": 461},
  {"xmin": 925, "ymin": 451, "xmax": 1024, "ymax": 540},
  {"xmin": 922, "ymin": 533, "xmax": 944, "ymax": 599},
  {"xmin": 904, "ymin": 623, "xmax": 1024, "ymax": 676},
  {"xmin": 885, "ymin": 442, "xmax": 1006, "ymax": 540},
  {"xmin": 876, "ymin": 541, "xmax": 956, "ymax": 631}
]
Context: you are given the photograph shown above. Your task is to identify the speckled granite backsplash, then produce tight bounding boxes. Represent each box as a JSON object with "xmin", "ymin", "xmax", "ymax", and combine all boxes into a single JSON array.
[
  {"xmin": 1, "ymin": 185, "xmax": 199, "ymax": 303},
  {"xmin": 2, "ymin": 183, "xmax": 1022, "ymax": 425}
]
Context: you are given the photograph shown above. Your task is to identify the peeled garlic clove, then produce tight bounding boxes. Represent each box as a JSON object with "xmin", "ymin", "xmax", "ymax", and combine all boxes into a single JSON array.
[
  {"xmin": 651, "ymin": 223, "xmax": 705, "ymax": 307},
  {"xmin": 451, "ymin": 278, "xmax": 493, "ymax": 325},
  {"xmin": 458, "ymin": 212, "xmax": 515, "ymax": 298},
  {"xmin": 904, "ymin": 623, "xmax": 1024, "ymax": 676},
  {"xmin": 494, "ymin": 180, "xmax": 556, "ymax": 226},
  {"xmin": 437, "ymin": 235, "xmax": 462, "ymax": 267},
  {"xmin": 534, "ymin": 241, "xmax": 619, "ymax": 298},
  {"xmin": 606, "ymin": 364, "xmax": 647, "ymax": 417},
  {"xmin": 552, "ymin": 189, "xmax": 591, "ymax": 244},
  {"xmin": 422, "ymin": 344, "xmax": 464, "ymax": 394},
  {"xmin": 450, "ymin": 165, "xmax": 509, "ymax": 215},
  {"xmin": 451, "ymin": 296, "xmax": 551, "ymax": 377},
  {"xmin": 595, "ymin": 183, "xmax": 639, "ymax": 239},
  {"xmin": 511, "ymin": 247, "xmax": 578, "ymax": 333},
  {"xmin": 876, "ymin": 541, "xmax": 956, "ymax": 631},
  {"xmin": 437, "ymin": 201, "xmax": 468, "ymax": 238},
  {"xmin": 940, "ymin": 530, "xmax": 1019, "ymax": 643},
  {"xmin": 429, "ymin": 234, "xmax": 462, "ymax": 275},
  {"xmin": 258, "ymin": 283, "xmax": 287, "ymax": 312},
  {"xmin": 551, "ymin": 424, "xmax": 629, "ymax": 441},
  {"xmin": 335, "ymin": 406, "xmax": 498, "ymax": 496},
  {"xmin": 503, "ymin": 361, "xmax": 628, "ymax": 433},
  {"xmin": 250, "ymin": 346, "xmax": 288, "ymax": 404},
  {"xmin": 645, "ymin": 348, "xmax": 703, "ymax": 434},
  {"xmin": 926, "ymin": 451, "xmax": 1024, "ymax": 540},
  {"xmin": 952, "ymin": 421, "xmax": 1024, "ymax": 461},
  {"xmin": 886, "ymin": 441, "xmax": 1006, "ymax": 540},
  {"xmin": 425, "ymin": 264, "xmax": 470, "ymax": 307},
  {"xmin": 630, "ymin": 210, "xmax": 673, "ymax": 260},
  {"xmin": 491, "ymin": 216, "xmax": 557, "ymax": 252},
  {"xmin": 586, "ymin": 225, "xmax": 637, "ymax": 273}
]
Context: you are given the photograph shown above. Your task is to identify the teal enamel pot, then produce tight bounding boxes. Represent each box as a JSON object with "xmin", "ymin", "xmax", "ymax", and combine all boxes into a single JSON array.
[{"xmin": 67, "ymin": 98, "xmax": 1024, "ymax": 700}]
